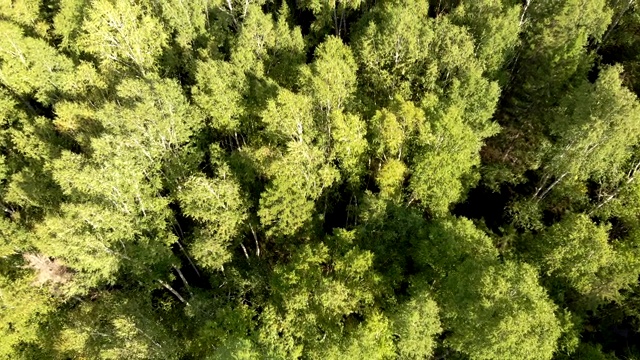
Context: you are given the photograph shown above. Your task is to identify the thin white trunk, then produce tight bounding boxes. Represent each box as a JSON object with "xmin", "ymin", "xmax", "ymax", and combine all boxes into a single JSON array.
[
  {"xmin": 173, "ymin": 266, "xmax": 191, "ymax": 295},
  {"xmin": 598, "ymin": 0, "xmax": 635, "ymax": 51},
  {"xmin": 532, "ymin": 173, "xmax": 550, "ymax": 199},
  {"xmin": 158, "ymin": 280, "xmax": 190, "ymax": 306},
  {"xmin": 240, "ymin": 242, "xmax": 250, "ymax": 260},
  {"xmin": 538, "ymin": 173, "xmax": 568, "ymax": 201},
  {"xmin": 520, "ymin": 0, "xmax": 533, "ymax": 27},
  {"xmin": 250, "ymin": 224, "xmax": 260, "ymax": 257},
  {"xmin": 175, "ymin": 236, "xmax": 200, "ymax": 277},
  {"xmin": 593, "ymin": 159, "xmax": 640, "ymax": 211}
]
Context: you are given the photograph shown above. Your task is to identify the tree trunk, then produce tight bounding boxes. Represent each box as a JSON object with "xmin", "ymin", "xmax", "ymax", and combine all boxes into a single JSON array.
[
  {"xmin": 598, "ymin": 0, "xmax": 635, "ymax": 51},
  {"xmin": 537, "ymin": 173, "xmax": 568, "ymax": 201},
  {"xmin": 520, "ymin": 0, "xmax": 533, "ymax": 27},
  {"xmin": 159, "ymin": 280, "xmax": 190, "ymax": 306},
  {"xmin": 173, "ymin": 266, "xmax": 192, "ymax": 295}
]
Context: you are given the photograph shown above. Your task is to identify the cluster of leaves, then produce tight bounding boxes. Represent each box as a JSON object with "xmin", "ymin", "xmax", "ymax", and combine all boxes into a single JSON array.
[{"xmin": 1, "ymin": 0, "xmax": 640, "ymax": 359}]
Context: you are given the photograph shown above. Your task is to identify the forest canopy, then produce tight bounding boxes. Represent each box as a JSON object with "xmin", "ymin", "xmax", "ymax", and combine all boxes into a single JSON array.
[{"xmin": 2, "ymin": 0, "xmax": 640, "ymax": 359}]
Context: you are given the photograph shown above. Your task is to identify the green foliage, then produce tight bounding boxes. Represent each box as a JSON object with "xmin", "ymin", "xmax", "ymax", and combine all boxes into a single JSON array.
[
  {"xmin": 2, "ymin": 1, "xmax": 640, "ymax": 358},
  {"xmin": 79, "ymin": 0, "xmax": 168, "ymax": 76},
  {"xmin": 369, "ymin": 96, "xmax": 425, "ymax": 160},
  {"xmin": 440, "ymin": 261, "xmax": 562, "ymax": 360},
  {"xmin": 0, "ymin": 268, "xmax": 57, "ymax": 359},
  {"xmin": 547, "ymin": 65, "xmax": 640, "ymax": 184},
  {"xmin": 258, "ymin": 142, "xmax": 339, "ymax": 237},
  {"xmin": 303, "ymin": 36, "xmax": 357, "ymax": 115},
  {"xmin": 53, "ymin": 290, "xmax": 181, "ymax": 359},
  {"xmin": 331, "ymin": 111, "xmax": 368, "ymax": 185},
  {"xmin": 537, "ymin": 214, "xmax": 614, "ymax": 295},
  {"xmin": 53, "ymin": 0, "xmax": 89, "ymax": 52},
  {"xmin": 451, "ymin": 0, "xmax": 521, "ymax": 80},
  {"xmin": 376, "ymin": 159, "xmax": 407, "ymax": 200},
  {"xmin": 352, "ymin": 0, "xmax": 432, "ymax": 103},
  {"xmin": 0, "ymin": 0, "xmax": 42, "ymax": 27},
  {"xmin": 391, "ymin": 289, "xmax": 442, "ymax": 359},
  {"xmin": 409, "ymin": 106, "xmax": 486, "ymax": 214},
  {"xmin": 260, "ymin": 89, "xmax": 315, "ymax": 144},
  {"xmin": 334, "ymin": 311, "xmax": 395, "ymax": 360},
  {"xmin": 152, "ymin": 0, "xmax": 213, "ymax": 51},
  {"xmin": 35, "ymin": 203, "xmax": 134, "ymax": 293},
  {"xmin": 230, "ymin": 4, "xmax": 276, "ymax": 74},
  {"xmin": 0, "ymin": 21, "xmax": 74, "ymax": 104},
  {"xmin": 483, "ymin": 0, "xmax": 617, "ymax": 187},
  {"xmin": 354, "ymin": 4, "xmax": 500, "ymax": 213},
  {"xmin": 417, "ymin": 216, "xmax": 498, "ymax": 273},
  {"xmin": 177, "ymin": 174, "xmax": 247, "ymax": 270},
  {"xmin": 297, "ymin": 0, "xmax": 365, "ymax": 36},
  {"xmin": 258, "ymin": 241, "xmax": 380, "ymax": 358},
  {"xmin": 192, "ymin": 59, "xmax": 246, "ymax": 133},
  {"xmin": 265, "ymin": 3, "xmax": 306, "ymax": 89},
  {"xmin": 518, "ymin": 0, "xmax": 613, "ymax": 102}
]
